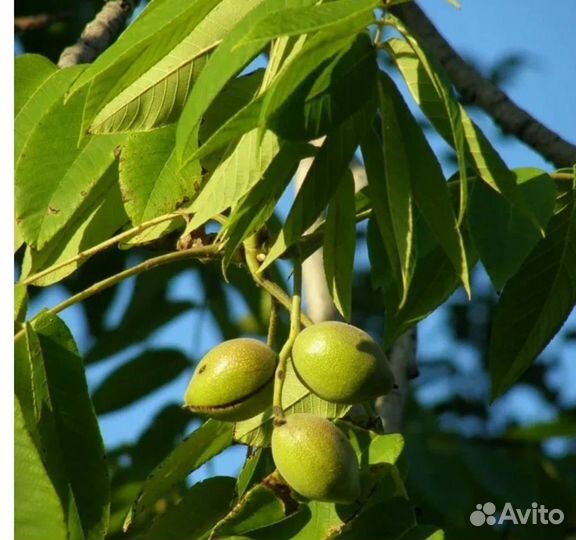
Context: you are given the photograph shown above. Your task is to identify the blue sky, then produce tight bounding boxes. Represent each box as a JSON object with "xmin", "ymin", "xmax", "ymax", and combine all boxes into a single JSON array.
[{"xmin": 26, "ymin": 0, "xmax": 576, "ymax": 480}]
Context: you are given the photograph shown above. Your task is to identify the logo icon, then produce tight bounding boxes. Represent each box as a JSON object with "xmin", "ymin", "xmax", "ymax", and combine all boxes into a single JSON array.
[
  {"xmin": 470, "ymin": 502, "xmax": 564, "ymax": 527},
  {"xmin": 470, "ymin": 502, "xmax": 497, "ymax": 526}
]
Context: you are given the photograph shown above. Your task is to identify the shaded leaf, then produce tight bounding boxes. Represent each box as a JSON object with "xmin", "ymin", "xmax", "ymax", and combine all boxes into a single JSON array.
[
  {"xmin": 213, "ymin": 479, "xmax": 297, "ymax": 538},
  {"xmin": 86, "ymin": 263, "xmax": 194, "ymax": 363},
  {"xmin": 177, "ymin": 0, "xmax": 317, "ymax": 165},
  {"xmin": 195, "ymin": 69, "xmax": 265, "ymax": 166},
  {"xmin": 489, "ymin": 181, "xmax": 576, "ymax": 399},
  {"xmin": 146, "ymin": 477, "xmax": 236, "ymax": 540},
  {"xmin": 469, "ymin": 168, "xmax": 556, "ymax": 289},
  {"xmin": 236, "ymin": 0, "xmax": 380, "ymax": 49},
  {"xmin": 378, "ymin": 72, "xmax": 470, "ymax": 296},
  {"xmin": 125, "ymin": 420, "xmax": 234, "ymax": 528},
  {"xmin": 269, "ymin": 32, "xmax": 377, "ymax": 142},
  {"xmin": 222, "ymin": 142, "xmax": 314, "ymax": 269},
  {"xmin": 92, "ymin": 349, "xmax": 191, "ymax": 414},
  {"xmin": 236, "ymin": 448, "xmax": 276, "ymax": 498},
  {"xmin": 323, "ymin": 168, "xmax": 356, "ymax": 320},
  {"xmin": 260, "ymin": 101, "xmax": 375, "ymax": 271},
  {"xmin": 387, "ymin": 35, "xmax": 538, "ymax": 229}
]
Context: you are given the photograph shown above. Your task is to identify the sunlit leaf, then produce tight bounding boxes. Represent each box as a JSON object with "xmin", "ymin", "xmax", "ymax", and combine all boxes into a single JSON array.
[
  {"xmin": 20, "ymin": 168, "xmax": 128, "ymax": 287},
  {"xmin": 183, "ymin": 129, "xmax": 280, "ymax": 232},
  {"xmin": 119, "ymin": 125, "xmax": 200, "ymax": 224},
  {"xmin": 15, "ymin": 58, "xmax": 123, "ymax": 249},
  {"xmin": 15, "ymin": 397, "xmax": 67, "ymax": 540}
]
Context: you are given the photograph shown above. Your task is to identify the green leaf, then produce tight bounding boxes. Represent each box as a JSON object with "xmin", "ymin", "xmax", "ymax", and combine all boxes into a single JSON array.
[
  {"xmin": 334, "ymin": 497, "xmax": 416, "ymax": 540},
  {"xmin": 260, "ymin": 101, "xmax": 375, "ymax": 271},
  {"xmin": 194, "ymin": 69, "xmax": 265, "ymax": 165},
  {"xmin": 265, "ymin": 32, "xmax": 378, "ymax": 141},
  {"xmin": 292, "ymin": 501, "xmax": 345, "ymax": 540},
  {"xmin": 125, "ymin": 420, "xmax": 234, "ymax": 528},
  {"xmin": 378, "ymin": 72, "xmax": 470, "ymax": 297},
  {"xmin": 15, "ymin": 397, "xmax": 67, "ymax": 540},
  {"xmin": 20, "ymin": 167, "xmax": 128, "ymax": 287},
  {"xmin": 505, "ymin": 418, "xmax": 576, "ymax": 442},
  {"xmin": 176, "ymin": 0, "xmax": 317, "ymax": 164},
  {"xmin": 385, "ymin": 36, "xmax": 468, "ymax": 221},
  {"xmin": 14, "ymin": 283, "xmax": 28, "ymax": 324},
  {"xmin": 236, "ymin": 448, "xmax": 276, "ymax": 498},
  {"xmin": 146, "ymin": 477, "xmax": 236, "ymax": 540},
  {"xmin": 92, "ymin": 349, "xmax": 191, "ymax": 414},
  {"xmin": 88, "ymin": 0, "xmax": 265, "ymax": 134},
  {"xmin": 366, "ymin": 179, "xmax": 478, "ymax": 345},
  {"xmin": 15, "ymin": 64, "xmax": 123, "ymax": 249},
  {"xmin": 32, "ymin": 313, "xmax": 110, "ymax": 540},
  {"xmin": 368, "ymin": 434, "xmax": 405, "ymax": 466},
  {"xmin": 489, "ymin": 180, "xmax": 576, "ymax": 399},
  {"xmin": 184, "ymin": 129, "xmax": 280, "ymax": 231},
  {"xmin": 119, "ymin": 125, "xmax": 200, "ymax": 224},
  {"xmin": 234, "ymin": 362, "xmax": 350, "ymax": 447},
  {"xmin": 15, "ymin": 54, "xmax": 58, "ymax": 116},
  {"xmin": 236, "ymin": 0, "xmax": 380, "ymax": 49},
  {"xmin": 386, "ymin": 34, "xmax": 537, "ymax": 229},
  {"xmin": 222, "ymin": 142, "xmax": 314, "ymax": 268},
  {"xmin": 323, "ymin": 168, "xmax": 356, "ymax": 320},
  {"xmin": 398, "ymin": 526, "xmax": 445, "ymax": 540},
  {"xmin": 90, "ymin": 0, "xmax": 261, "ymax": 133},
  {"xmin": 15, "ymin": 55, "xmax": 77, "ymax": 161},
  {"xmin": 213, "ymin": 480, "xmax": 297, "ymax": 537},
  {"xmin": 361, "ymin": 131, "xmax": 402, "ymax": 290},
  {"xmin": 469, "ymin": 168, "xmax": 556, "ymax": 289},
  {"xmin": 70, "ymin": 0, "xmax": 250, "ymax": 134}
]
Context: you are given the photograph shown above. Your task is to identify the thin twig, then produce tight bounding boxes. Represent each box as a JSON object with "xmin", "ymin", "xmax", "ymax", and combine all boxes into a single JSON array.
[
  {"xmin": 244, "ymin": 235, "xmax": 313, "ymax": 327},
  {"xmin": 21, "ymin": 213, "xmax": 184, "ymax": 285},
  {"xmin": 390, "ymin": 2, "xmax": 576, "ymax": 168},
  {"xmin": 267, "ymin": 298, "xmax": 280, "ymax": 349},
  {"xmin": 273, "ymin": 261, "xmax": 302, "ymax": 424},
  {"xmin": 58, "ymin": 0, "xmax": 139, "ymax": 68}
]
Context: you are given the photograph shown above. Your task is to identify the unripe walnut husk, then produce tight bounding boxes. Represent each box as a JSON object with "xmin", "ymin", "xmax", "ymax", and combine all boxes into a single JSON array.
[
  {"xmin": 292, "ymin": 321, "xmax": 394, "ymax": 404},
  {"xmin": 184, "ymin": 338, "xmax": 277, "ymax": 422},
  {"xmin": 271, "ymin": 413, "xmax": 360, "ymax": 503}
]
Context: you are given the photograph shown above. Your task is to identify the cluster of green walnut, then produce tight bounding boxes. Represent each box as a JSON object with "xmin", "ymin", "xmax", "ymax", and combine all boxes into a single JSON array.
[{"xmin": 184, "ymin": 321, "xmax": 394, "ymax": 504}]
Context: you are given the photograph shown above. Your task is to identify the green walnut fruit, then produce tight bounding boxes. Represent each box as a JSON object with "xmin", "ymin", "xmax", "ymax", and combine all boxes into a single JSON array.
[
  {"xmin": 292, "ymin": 321, "xmax": 394, "ymax": 404},
  {"xmin": 184, "ymin": 338, "xmax": 277, "ymax": 422},
  {"xmin": 271, "ymin": 413, "xmax": 360, "ymax": 503}
]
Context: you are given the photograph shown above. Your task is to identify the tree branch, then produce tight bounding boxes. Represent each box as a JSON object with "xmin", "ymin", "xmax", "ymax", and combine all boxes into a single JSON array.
[
  {"xmin": 58, "ymin": 0, "xmax": 139, "ymax": 68},
  {"xmin": 391, "ymin": 2, "xmax": 576, "ymax": 168}
]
